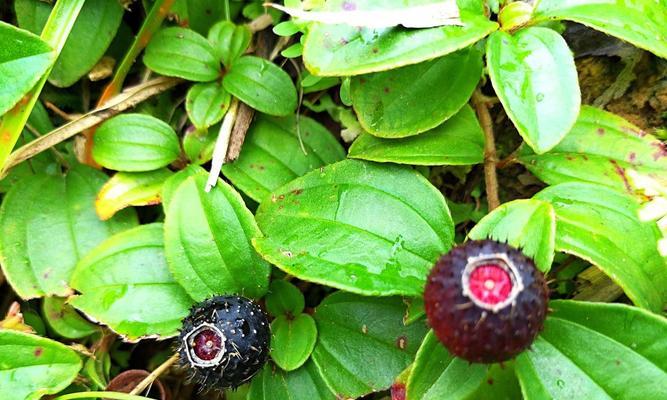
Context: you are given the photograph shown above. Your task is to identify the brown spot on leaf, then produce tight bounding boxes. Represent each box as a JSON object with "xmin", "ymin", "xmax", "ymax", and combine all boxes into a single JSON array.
[
  {"xmin": 628, "ymin": 152, "xmax": 637, "ymax": 163},
  {"xmin": 34, "ymin": 347, "xmax": 43, "ymax": 357},
  {"xmin": 384, "ymin": 87, "xmax": 390, "ymax": 93},
  {"xmin": 597, "ymin": 128, "xmax": 605, "ymax": 136},
  {"xmin": 651, "ymin": 142, "xmax": 667, "ymax": 160},
  {"xmin": 487, "ymin": 378, "xmax": 494, "ymax": 385},
  {"xmin": 291, "ymin": 188, "xmax": 303, "ymax": 195},
  {"xmin": 396, "ymin": 336, "xmax": 407, "ymax": 350},
  {"xmin": 610, "ymin": 160, "xmax": 632, "ymax": 192}
]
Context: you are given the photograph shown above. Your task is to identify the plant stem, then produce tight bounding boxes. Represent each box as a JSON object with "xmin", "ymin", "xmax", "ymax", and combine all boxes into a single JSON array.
[
  {"xmin": 0, "ymin": 0, "xmax": 85, "ymax": 172},
  {"xmin": 79, "ymin": 0, "xmax": 176, "ymax": 166},
  {"xmin": 2, "ymin": 77, "xmax": 181, "ymax": 176},
  {"xmin": 471, "ymin": 89, "xmax": 501, "ymax": 211},
  {"xmin": 53, "ymin": 392, "xmax": 153, "ymax": 400},
  {"xmin": 206, "ymin": 97, "xmax": 240, "ymax": 192},
  {"xmin": 129, "ymin": 353, "xmax": 180, "ymax": 396},
  {"xmin": 224, "ymin": 0, "xmax": 231, "ymax": 21}
]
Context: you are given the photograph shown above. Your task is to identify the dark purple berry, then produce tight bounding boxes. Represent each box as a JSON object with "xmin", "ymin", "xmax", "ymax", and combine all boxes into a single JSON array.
[
  {"xmin": 179, "ymin": 295, "xmax": 270, "ymax": 390},
  {"xmin": 424, "ymin": 240, "xmax": 549, "ymax": 363}
]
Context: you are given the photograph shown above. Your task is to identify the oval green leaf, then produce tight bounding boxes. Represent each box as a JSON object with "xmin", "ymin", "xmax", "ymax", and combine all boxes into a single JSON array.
[
  {"xmin": 0, "ymin": 330, "xmax": 82, "ymax": 400},
  {"xmin": 534, "ymin": 0, "xmax": 667, "ymax": 59},
  {"xmin": 186, "ymin": 81, "xmax": 231, "ymax": 130},
  {"xmin": 207, "ymin": 21, "xmax": 252, "ymax": 68},
  {"xmin": 248, "ymin": 360, "xmax": 336, "ymax": 400},
  {"xmin": 222, "ymin": 114, "xmax": 346, "ymax": 202},
  {"xmin": 164, "ymin": 173, "xmax": 270, "ymax": 301},
  {"xmin": 69, "ymin": 223, "xmax": 194, "ymax": 340},
  {"xmin": 96, "ymin": 169, "xmax": 174, "ymax": 221},
  {"xmin": 468, "ymin": 199, "xmax": 556, "ymax": 272},
  {"xmin": 271, "ymin": 313, "xmax": 318, "ymax": 371},
  {"xmin": 15, "ymin": 0, "xmax": 124, "ymax": 87},
  {"xmin": 311, "ymin": 292, "xmax": 428, "ymax": 398},
  {"xmin": 518, "ymin": 106, "xmax": 667, "ymax": 194},
  {"xmin": 253, "ymin": 159, "xmax": 454, "ymax": 296},
  {"xmin": 302, "ymin": 1, "xmax": 497, "ymax": 76},
  {"xmin": 406, "ymin": 330, "xmax": 488, "ymax": 400},
  {"xmin": 183, "ymin": 125, "xmax": 217, "ymax": 165},
  {"xmin": 348, "ymin": 105, "xmax": 484, "ymax": 165},
  {"xmin": 144, "ymin": 27, "xmax": 220, "ymax": 82},
  {"xmin": 223, "ymin": 56, "xmax": 298, "ymax": 116},
  {"xmin": 350, "ymin": 47, "xmax": 482, "ymax": 137},
  {"xmin": 516, "ymin": 300, "xmax": 667, "ymax": 400},
  {"xmin": 42, "ymin": 296, "xmax": 99, "ymax": 339},
  {"xmin": 161, "ymin": 164, "xmax": 207, "ymax": 211},
  {"xmin": 535, "ymin": 182, "xmax": 667, "ymax": 312},
  {"xmin": 0, "ymin": 21, "xmax": 53, "ymax": 116},
  {"xmin": 265, "ymin": 280, "xmax": 305, "ymax": 317},
  {"xmin": 0, "ymin": 166, "xmax": 137, "ymax": 299},
  {"xmin": 92, "ymin": 113, "xmax": 180, "ymax": 172},
  {"xmin": 487, "ymin": 27, "xmax": 580, "ymax": 154}
]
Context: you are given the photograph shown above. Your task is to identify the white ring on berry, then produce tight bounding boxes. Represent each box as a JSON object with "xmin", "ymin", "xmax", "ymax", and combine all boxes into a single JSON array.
[
  {"xmin": 182, "ymin": 322, "xmax": 227, "ymax": 368},
  {"xmin": 461, "ymin": 252, "xmax": 524, "ymax": 313}
]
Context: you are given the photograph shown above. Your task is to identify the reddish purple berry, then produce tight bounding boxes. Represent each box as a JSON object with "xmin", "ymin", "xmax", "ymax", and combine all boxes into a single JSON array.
[
  {"xmin": 179, "ymin": 295, "xmax": 270, "ymax": 390},
  {"xmin": 424, "ymin": 240, "xmax": 549, "ymax": 363}
]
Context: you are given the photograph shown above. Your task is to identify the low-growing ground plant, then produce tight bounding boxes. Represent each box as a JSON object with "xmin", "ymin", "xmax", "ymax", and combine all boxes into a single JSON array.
[{"xmin": 0, "ymin": 0, "xmax": 666, "ymax": 399}]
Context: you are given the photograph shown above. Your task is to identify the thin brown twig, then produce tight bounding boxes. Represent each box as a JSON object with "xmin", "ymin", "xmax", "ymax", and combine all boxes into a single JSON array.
[
  {"xmin": 129, "ymin": 353, "xmax": 180, "ymax": 396},
  {"xmin": 471, "ymin": 89, "xmax": 500, "ymax": 211},
  {"xmin": 1, "ymin": 77, "xmax": 182, "ymax": 177}
]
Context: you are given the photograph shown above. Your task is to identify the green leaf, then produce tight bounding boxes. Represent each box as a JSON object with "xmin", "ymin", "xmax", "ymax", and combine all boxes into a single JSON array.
[
  {"xmin": 183, "ymin": 125, "xmax": 217, "ymax": 165},
  {"xmin": 15, "ymin": 0, "xmax": 124, "ymax": 87},
  {"xmin": 186, "ymin": 82, "xmax": 231, "ymax": 130},
  {"xmin": 164, "ymin": 173, "xmax": 270, "ymax": 301},
  {"xmin": 0, "ymin": 103, "xmax": 57, "ymax": 194},
  {"xmin": 468, "ymin": 362, "xmax": 522, "ymax": 400},
  {"xmin": 487, "ymin": 27, "xmax": 580, "ymax": 154},
  {"xmin": 468, "ymin": 199, "xmax": 556, "ymax": 272},
  {"xmin": 207, "ymin": 21, "xmax": 252, "ymax": 68},
  {"xmin": 311, "ymin": 292, "xmax": 428, "ymax": 398},
  {"xmin": 248, "ymin": 361, "xmax": 336, "ymax": 400},
  {"xmin": 92, "ymin": 113, "xmax": 180, "ymax": 172},
  {"xmin": 253, "ymin": 159, "xmax": 454, "ymax": 296},
  {"xmin": 70, "ymin": 223, "xmax": 194, "ymax": 340},
  {"xmin": 0, "ymin": 21, "xmax": 53, "ymax": 116},
  {"xmin": 265, "ymin": 280, "xmax": 305, "ymax": 317},
  {"xmin": 144, "ymin": 27, "xmax": 220, "ymax": 82},
  {"xmin": 42, "ymin": 296, "xmax": 99, "ymax": 339},
  {"xmin": 0, "ymin": 330, "xmax": 82, "ymax": 400},
  {"xmin": 535, "ymin": 182, "xmax": 667, "ymax": 312},
  {"xmin": 223, "ymin": 56, "xmax": 298, "ymax": 116},
  {"xmin": 350, "ymin": 47, "xmax": 482, "ymax": 138},
  {"xmin": 406, "ymin": 331, "xmax": 488, "ymax": 400},
  {"xmin": 161, "ymin": 164, "xmax": 207, "ymax": 211},
  {"xmin": 516, "ymin": 300, "xmax": 667, "ymax": 400},
  {"xmin": 348, "ymin": 105, "xmax": 484, "ymax": 166},
  {"xmin": 517, "ymin": 106, "xmax": 667, "ymax": 194},
  {"xmin": 302, "ymin": 1, "xmax": 497, "ymax": 76},
  {"xmin": 172, "ymin": 0, "xmax": 232, "ymax": 36},
  {"xmin": 271, "ymin": 313, "xmax": 318, "ymax": 371},
  {"xmin": 0, "ymin": 166, "xmax": 137, "ymax": 299},
  {"xmin": 95, "ymin": 169, "xmax": 174, "ymax": 221},
  {"xmin": 222, "ymin": 115, "xmax": 346, "ymax": 202},
  {"xmin": 534, "ymin": 0, "xmax": 667, "ymax": 59}
]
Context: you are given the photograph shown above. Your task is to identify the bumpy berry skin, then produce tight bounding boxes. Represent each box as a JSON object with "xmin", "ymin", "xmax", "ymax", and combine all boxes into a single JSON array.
[
  {"xmin": 179, "ymin": 295, "xmax": 270, "ymax": 390},
  {"xmin": 424, "ymin": 240, "xmax": 549, "ymax": 363}
]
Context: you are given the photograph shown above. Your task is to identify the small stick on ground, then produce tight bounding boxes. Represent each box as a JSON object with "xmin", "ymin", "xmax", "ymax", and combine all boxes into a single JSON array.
[
  {"xmin": 471, "ymin": 89, "xmax": 500, "ymax": 211},
  {"xmin": 129, "ymin": 353, "xmax": 180, "ymax": 396}
]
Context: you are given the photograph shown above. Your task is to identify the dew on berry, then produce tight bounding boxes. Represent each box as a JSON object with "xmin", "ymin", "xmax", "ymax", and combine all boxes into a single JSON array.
[{"xmin": 424, "ymin": 240, "xmax": 549, "ymax": 363}]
